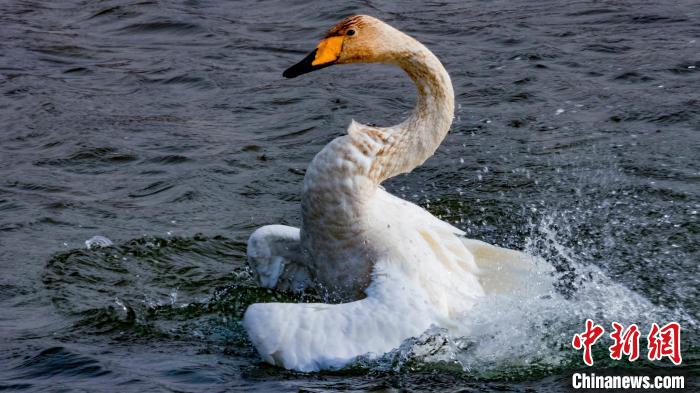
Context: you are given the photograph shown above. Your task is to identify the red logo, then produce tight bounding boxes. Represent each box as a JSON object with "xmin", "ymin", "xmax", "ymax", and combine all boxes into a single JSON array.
[
  {"xmin": 609, "ymin": 322, "xmax": 640, "ymax": 361},
  {"xmin": 572, "ymin": 319, "xmax": 605, "ymax": 366},
  {"xmin": 647, "ymin": 322, "xmax": 682, "ymax": 365},
  {"xmin": 572, "ymin": 321, "xmax": 682, "ymax": 366}
]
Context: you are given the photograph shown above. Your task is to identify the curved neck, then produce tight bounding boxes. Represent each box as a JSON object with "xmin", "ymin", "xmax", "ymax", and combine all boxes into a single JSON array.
[
  {"xmin": 374, "ymin": 43, "xmax": 454, "ymax": 182},
  {"xmin": 300, "ymin": 35, "xmax": 455, "ymax": 259}
]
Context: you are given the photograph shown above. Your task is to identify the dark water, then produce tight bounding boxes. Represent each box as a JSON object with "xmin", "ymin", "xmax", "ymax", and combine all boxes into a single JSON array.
[{"xmin": 1, "ymin": 0, "xmax": 699, "ymax": 391}]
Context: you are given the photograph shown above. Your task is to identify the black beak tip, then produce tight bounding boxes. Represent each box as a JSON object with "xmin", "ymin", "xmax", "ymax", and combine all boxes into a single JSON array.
[
  {"xmin": 282, "ymin": 67, "xmax": 299, "ymax": 79},
  {"xmin": 282, "ymin": 49, "xmax": 330, "ymax": 79}
]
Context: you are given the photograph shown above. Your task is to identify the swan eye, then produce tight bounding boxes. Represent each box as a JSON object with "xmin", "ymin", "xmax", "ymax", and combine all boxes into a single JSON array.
[{"xmin": 347, "ymin": 29, "xmax": 355, "ymax": 36}]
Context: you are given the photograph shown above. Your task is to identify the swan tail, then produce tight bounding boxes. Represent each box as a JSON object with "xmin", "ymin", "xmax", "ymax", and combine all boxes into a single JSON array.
[
  {"xmin": 243, "ymin": 271, "xmax": 434, "ymax": 372},
  {"xmin": 460, "ymin": 238, "xmax": 554, "ymax": 294},
  {"xmin": 247, "ymin": 225, "xmax": 310, "ymax": 292}
]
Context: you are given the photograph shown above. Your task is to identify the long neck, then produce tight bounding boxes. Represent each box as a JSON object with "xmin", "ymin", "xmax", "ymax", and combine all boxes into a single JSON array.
[
  {"xmin": 373, "ymin": 43, "xmax": 455, "ymax": 182},
  {"xmin": 300, "ymin": 36, "xmax": 455, "ymax": 266}
]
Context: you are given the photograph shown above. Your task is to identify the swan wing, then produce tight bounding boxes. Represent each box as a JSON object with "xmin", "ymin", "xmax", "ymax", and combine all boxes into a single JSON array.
[
  {"xmin": 247, "ymin": 225, "xmax": 310, "ymax": 292},
  {"xmin": 376, "ymin": 188, "xmax": 465, "ymax": 236},
  {"xmin": 242, "ymin": 264, "xmax": 436, "ymax": 372},
  {"xmin": 376, "ymin": 189, "xmax": 550, "ymax": 296},
  {"xmin": 461, "ymin": 238, "xmax": 554, "ymax": 295}
]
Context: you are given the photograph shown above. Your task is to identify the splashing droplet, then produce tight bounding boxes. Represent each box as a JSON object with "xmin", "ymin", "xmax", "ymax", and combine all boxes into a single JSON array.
[{"xmin": 85, "ymin": 235, "xmax": 113, "ymax": 249}]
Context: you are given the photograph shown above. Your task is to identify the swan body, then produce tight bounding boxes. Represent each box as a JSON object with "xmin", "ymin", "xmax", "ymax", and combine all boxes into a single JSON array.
[{"xmin": 243, "ymin": 15, "xmax": 537, "ymax": 372}]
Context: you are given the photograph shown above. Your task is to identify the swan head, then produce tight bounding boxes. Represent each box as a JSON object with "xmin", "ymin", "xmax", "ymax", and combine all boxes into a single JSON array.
[{"xmin": 283, "ymin": 15, "xmax": 410, "ymax": 78}]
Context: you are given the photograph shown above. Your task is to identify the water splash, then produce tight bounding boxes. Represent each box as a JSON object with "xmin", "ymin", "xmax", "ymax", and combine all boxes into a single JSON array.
[
  {"xmin": 366, "ymin": 211, "xmax": 692, "ymax": 377},
  {"xmin": 85, "ymin": 235, "xmax": 113, "ymax": 249}
]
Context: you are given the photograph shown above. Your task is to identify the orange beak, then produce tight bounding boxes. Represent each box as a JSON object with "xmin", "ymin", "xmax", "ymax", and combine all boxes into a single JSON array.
[{"xmin": 283, "ymin": 36, "xmax": 344, "ymax": 78}]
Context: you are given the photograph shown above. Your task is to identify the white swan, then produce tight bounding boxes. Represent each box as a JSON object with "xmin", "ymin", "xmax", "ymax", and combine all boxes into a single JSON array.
[{"xmin": 243, "ymin": 15, "xmax": 538, "ymax": 372}]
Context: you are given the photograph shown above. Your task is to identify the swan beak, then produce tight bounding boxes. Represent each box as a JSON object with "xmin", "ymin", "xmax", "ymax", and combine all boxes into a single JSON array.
[{"xmin": 283, "ymin": 36, "xmax": 343, "ymax": 78}]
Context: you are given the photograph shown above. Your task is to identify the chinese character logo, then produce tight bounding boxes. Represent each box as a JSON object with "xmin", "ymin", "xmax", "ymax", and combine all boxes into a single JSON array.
[
  {"xmin": 572, "ymin": 319, "xmax": 605, "ymax": 366},
  {"xmin": 572, "ymin": 321, "xmax": 682, "ymax": 366},
  {"xmin": 647, "ymin": 322, "xmax": 682, "ymax": 365},
  {"xmin": 609, "ymin": 322, "xmax": 640, "ymax": 362}
]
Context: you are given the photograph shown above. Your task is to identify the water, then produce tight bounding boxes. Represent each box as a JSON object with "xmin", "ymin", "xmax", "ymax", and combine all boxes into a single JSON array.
[{"xmin": 1, "ymin": 0, "xmax": 698, "ymax": 391}]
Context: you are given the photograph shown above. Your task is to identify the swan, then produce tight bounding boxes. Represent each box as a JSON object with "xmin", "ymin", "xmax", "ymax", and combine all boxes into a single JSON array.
[{"xmin": 243, "ymin": 15, "xmax": 538, "ymax": 372}]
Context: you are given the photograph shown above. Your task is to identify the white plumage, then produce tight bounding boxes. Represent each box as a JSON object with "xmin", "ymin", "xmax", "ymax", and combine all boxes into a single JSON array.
[{"xmin": 243, "ymin": 15, "xmax": 541, "ymax": 371}]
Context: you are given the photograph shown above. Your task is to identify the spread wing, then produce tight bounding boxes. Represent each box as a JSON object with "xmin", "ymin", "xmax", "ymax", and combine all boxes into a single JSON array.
[
  {"xmin": 243, "ymin": 264, "xmax": 437, "ymax": 372},
  {"xmin": 244, "ymin": 192, "xmax": 548, "ymax": 371},
  {"xmin": 247, "ymin": 225, "xmax": 310, "ymax": 292}
]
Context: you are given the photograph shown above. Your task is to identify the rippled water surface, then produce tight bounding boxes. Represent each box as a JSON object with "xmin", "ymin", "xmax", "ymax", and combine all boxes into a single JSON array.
[{"xmin": 1, "ymin": 0, "xmax": 699, "ymax": 391}]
